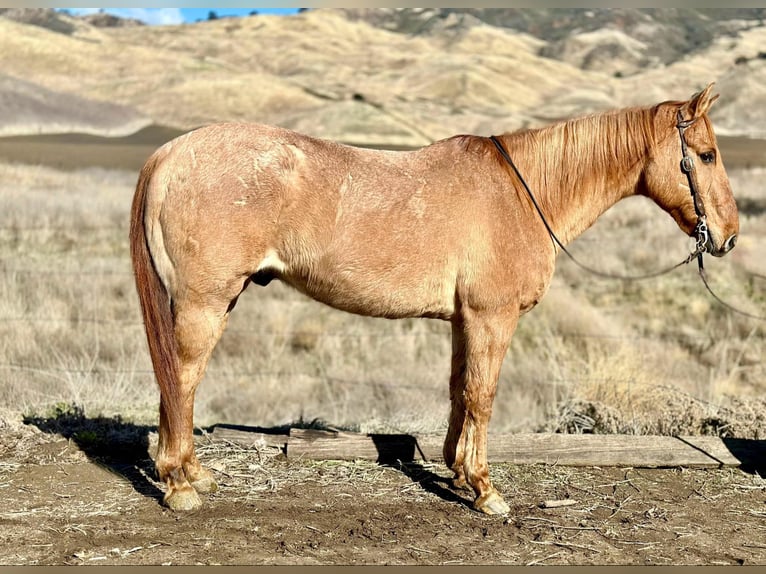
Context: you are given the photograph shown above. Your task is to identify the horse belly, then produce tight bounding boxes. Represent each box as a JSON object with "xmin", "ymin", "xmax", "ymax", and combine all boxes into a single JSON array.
[{"xmin": 283, "ymin": 261, "xmax": 457, "ymax": 320}]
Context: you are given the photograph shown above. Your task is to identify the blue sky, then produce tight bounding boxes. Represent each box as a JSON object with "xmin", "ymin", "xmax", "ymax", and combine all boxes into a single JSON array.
[{"xmin": 62, "ymin": 8, "xmax": 299, "ymax": 25}]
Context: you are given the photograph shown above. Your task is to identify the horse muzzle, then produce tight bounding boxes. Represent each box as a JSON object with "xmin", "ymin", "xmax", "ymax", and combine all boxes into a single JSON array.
[{"xmin": 710, "ymin": 233, "xmax": 738, "ymax": 257}]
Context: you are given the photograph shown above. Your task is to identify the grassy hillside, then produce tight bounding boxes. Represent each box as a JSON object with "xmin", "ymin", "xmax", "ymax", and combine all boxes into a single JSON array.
[{"xmin": 2, "ymin": 9, "xmax": 766, "ymax": 142}]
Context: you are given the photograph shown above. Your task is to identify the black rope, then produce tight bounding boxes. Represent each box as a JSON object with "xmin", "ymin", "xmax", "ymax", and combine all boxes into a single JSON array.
[
  {"xmin": 696, "ymin": 256, "xmax": 766, "ymax": 321},
  {"xmin": 488, "ymin": 135, "xmax": 701, "ymax": 280},
  {"xmin": 488, "ymin": 134, "xmax": 766, "ymax": 321}
]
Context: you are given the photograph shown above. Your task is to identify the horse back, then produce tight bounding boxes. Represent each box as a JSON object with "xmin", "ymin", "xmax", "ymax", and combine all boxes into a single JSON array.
[{"xmin": 146, "ymin": 123, "xmax": 553, "ymax": 319}]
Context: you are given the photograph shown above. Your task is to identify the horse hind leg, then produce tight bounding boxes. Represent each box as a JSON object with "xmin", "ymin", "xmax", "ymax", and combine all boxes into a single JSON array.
[
  {"xmin": 444, "ymin": 320, "xmax": 469, "ymax": 490},
  {"xmin": 157, "ymin": 291, "xmax": 238, "ymax": 511}
]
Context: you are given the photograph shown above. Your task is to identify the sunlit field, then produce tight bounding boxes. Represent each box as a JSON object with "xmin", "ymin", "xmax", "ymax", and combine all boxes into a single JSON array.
[{"xmin": 1, "ymin": 159, "xmax": 764, "ymax": 436}]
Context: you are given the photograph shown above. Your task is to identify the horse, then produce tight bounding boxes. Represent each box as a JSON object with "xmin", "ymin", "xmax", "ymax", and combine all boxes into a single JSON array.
[{"xmin": 130, "ymin": 82, "xmax": 739, "ymax": 515}]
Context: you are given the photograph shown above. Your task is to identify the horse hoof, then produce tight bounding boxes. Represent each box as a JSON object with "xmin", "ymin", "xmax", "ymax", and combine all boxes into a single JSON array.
[
  {"xmin": 191, "ymin": 474, "xmax": 218, "ymax": 494},
  {"xmin": 164, "ymin": 486, "xmax": 203, "ymax": 512},
  {"xmin": 191, "ymin": 476, "xmax": 218, "ymax": 494},
  {"xmin": 474, "ymin": 491, "xmax": 510, "ymax": 516}
]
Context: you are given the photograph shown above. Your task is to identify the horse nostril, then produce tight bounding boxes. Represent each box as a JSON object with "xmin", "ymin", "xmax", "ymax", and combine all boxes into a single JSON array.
[{"xmin": 724, "ymin": 234, "xmax": 738, "ymax": 252}]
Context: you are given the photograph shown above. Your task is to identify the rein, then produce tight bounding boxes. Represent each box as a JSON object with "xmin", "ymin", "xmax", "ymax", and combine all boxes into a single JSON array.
[
  {"xmin": 673, "ymin": 114, "xmax": 766, "ymax": 320},
  {"xmin": 488, "ymin": 112, "xmax": 766, "ymax": 321},
  {"xmin": 488, "ymin": 132, "xmax": 704, "ymax": 281}
]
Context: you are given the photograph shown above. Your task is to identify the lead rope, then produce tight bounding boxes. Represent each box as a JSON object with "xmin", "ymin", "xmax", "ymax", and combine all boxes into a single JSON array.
[
  {"xmin": 488, "ymin": 134, "xmax": 766, "ymax": 320},
  {"xmin": 675, "ymin": 116, "xmax": 766, "ymax": 321},
  {"xmin": 697, "ymin": 257, "xmax": 766, "ymax": 320},
  {"xmin": 488, "ymin": 135, "xmax": 703, "ymax": 280}
]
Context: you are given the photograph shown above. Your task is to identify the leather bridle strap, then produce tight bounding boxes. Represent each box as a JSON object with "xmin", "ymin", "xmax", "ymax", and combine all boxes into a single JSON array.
[
  {"xmin": 675, "ymin": 110, "xmax": 709, "ymax": 261},
  {"xmin": 676, "ymin": 110, "xmax": 707, "ymax": 220}
]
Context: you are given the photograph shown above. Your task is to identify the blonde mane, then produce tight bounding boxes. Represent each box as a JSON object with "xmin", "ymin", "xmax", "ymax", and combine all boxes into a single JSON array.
[
  {"xmin": 512, "ymin": 106, "xmax": 657, "ymax": 180},
  {"xmin": 453, "ymin": 104, "xmax": 669, "ymax": 242}
]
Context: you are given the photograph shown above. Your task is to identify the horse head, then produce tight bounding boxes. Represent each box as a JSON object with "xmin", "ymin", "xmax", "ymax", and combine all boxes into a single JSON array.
[{"xmin": 643, "ymin": 82, "xmax": 739, "ymax": 257}]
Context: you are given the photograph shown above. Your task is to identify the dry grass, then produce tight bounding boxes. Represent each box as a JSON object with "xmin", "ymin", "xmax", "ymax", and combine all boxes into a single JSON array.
[{"xmin": 0, "ymin": 159, "xmax": 764, "ymax": 437}]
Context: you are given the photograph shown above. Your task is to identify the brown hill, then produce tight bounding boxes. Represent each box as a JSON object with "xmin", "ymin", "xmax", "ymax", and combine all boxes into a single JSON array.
[
  {"xmin": 0, "ymin": 73, "xmax": 150, "ymax": 137},
  {"xmin": 0, "ymin": 8, "xmax": 764, "ymax": 144}
]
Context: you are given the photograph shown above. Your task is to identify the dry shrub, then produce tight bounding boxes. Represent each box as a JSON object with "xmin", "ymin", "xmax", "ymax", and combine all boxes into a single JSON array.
[{"xmin": 547, "ymin": 387, "xmax": 766, "ymax": 439}]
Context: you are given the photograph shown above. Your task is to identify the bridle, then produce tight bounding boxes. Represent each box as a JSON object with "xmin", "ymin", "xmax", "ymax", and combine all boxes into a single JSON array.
[
  {"xmin": 675, "ymin": 109, "xmax": 710, "ymax": 264},
  {"xmin": 488, "ymin": 105, "xmax": 710, "ymax": 280},
  {"xmin": 489, "ymin": 109, "xmax": 766, "ymax": 320}
]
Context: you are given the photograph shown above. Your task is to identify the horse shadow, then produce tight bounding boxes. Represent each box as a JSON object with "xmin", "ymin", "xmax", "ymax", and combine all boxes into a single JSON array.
[
  {"xmin": 21, "ymin": 408, "xmax": 473, "ymax": 509},
  {"xmin": 719, "ymin": 438, "xmax": 766, "ymax": 476},
  {"xmin": 367, "ymin": 433, "xmax": 473, "ymax": 509},
  {"xmin": 389, "ymin": 461, "xmax": 472, "ymax": 509},
  {"xmin": 23, "ymin": 404, "xmax": 165, "ymax": 504},
  {"xmin": 23, "ymin": 408, "xmax": 766, "ymax": 509},
  {"xmin": 208, "ymin": 423, "xmax": 474, "ymax": 509}
]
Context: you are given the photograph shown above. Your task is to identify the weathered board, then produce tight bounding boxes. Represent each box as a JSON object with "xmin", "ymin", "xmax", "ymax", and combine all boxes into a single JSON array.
[{"xmin": 209, "ymin": 425, "xmax": 766, "ymax": 469}]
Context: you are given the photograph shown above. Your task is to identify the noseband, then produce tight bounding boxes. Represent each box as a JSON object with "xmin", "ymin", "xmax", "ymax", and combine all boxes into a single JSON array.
[{"xmin": 675, "ymin": 110, "xmax": 709, "ymax": 259}]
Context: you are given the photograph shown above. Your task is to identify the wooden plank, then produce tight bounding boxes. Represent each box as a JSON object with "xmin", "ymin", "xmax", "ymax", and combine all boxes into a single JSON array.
[
  {"xmin": 209, "ymin": 427, "xmax": 765, "ymax": 469},
  {"xmin": 287, "ymin": 429, "xmax": 426, "ymax": 464},
  {"xmin": 341, "ymin": 433, "xmax": 743, "ymax": 467},
  {"xmin": 475, "ymin": 434, "xmax": 732, "ymax": 467},
  {"xmin": 210, "ymin": 425, "xmax": 288, "ymax": 452}
]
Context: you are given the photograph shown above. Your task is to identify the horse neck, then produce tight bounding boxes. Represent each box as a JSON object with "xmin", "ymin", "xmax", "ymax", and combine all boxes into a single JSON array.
[{"xmin": 500, "ymin": 106, "xmax": 658, "ymax": 246}]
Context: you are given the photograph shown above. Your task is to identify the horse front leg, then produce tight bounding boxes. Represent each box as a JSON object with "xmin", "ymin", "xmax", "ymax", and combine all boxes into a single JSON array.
[{"xmin": 449, "ymin": 306, "xmax": 518, "ymax": 515}]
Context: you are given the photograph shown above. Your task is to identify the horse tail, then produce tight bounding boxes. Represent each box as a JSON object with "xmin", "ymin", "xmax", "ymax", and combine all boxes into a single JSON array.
[{"xmin": 129, "ymin": 148, "xmax": 182, "ymax": 436}]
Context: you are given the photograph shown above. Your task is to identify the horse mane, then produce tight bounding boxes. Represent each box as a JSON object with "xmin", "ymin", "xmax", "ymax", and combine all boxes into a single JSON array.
[
  {"xmin": 446, "ymin": 102, "xmax": 690, "ymax": 243},
  {"xmin": 456, "ymin": 103, "xmax": 666, "ymax": 177},
  {"xmin": 452, "ymin": 103, "xmax": 677, "ymax": 212}
]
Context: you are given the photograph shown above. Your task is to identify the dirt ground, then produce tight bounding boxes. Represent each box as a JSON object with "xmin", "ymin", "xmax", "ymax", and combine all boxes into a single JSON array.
[{"xmin": 1, "ymin": 410, "xmax": 765, "ymax": 566}]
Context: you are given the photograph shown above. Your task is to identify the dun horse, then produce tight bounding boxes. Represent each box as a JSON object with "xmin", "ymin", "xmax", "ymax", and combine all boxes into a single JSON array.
[{"xmin": 130, "ymin": 83, "xmax": 739, "ymax": 514}]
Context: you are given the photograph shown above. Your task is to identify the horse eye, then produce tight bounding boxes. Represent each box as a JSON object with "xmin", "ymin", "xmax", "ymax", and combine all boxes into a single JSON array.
[{"xmin": 700, "ymin": 151, "xmax": 716, "ymax": 164}]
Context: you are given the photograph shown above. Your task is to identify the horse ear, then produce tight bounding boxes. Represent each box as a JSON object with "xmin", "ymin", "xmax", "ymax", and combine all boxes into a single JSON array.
[{"xmin": 682, "ymin": 82, "xmax": 719, "ymax": 119}]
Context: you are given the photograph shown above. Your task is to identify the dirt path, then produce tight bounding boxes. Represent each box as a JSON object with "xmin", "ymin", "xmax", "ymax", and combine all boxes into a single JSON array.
[{"xmin": 2, "ymin": 412, "xmax": 766, "ymax": 565}]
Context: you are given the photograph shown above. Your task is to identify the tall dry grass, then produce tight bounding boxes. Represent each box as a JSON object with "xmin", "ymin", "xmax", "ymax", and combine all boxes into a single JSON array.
[{"xmin": 1, "ymin": 160, "xmax": 764, "ymax": 436}]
